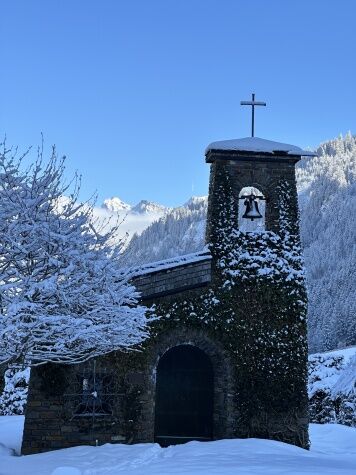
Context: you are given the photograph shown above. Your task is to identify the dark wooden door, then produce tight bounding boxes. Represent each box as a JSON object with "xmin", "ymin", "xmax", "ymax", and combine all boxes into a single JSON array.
[{"xmin": 154, "ymin": 345, "xmax": 214, "ymax": 446}]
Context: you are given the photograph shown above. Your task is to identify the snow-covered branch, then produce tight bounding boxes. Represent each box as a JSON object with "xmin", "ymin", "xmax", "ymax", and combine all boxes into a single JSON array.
[{"xmin": 0, "ymin": 142, "xmax": 151, "ymax": 366}]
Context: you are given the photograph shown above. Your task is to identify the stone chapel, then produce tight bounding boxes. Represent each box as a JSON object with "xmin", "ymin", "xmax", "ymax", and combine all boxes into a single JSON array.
[{"xmin": 22, "ymin": 132, "xmax": 314, "ymax": 454}]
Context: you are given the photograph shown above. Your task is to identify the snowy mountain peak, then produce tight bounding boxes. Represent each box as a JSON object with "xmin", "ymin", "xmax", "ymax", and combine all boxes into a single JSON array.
[
  {"xmin": 184, "ymin": 196, "xmax": 208, "ymax": 208},
  {"xmin": 131, "ymin": 200, "xmax": 168, "ymax": 215},
  {"xmin": 102, "ymin": 197, "xmax": 132, "ymax": 213}
]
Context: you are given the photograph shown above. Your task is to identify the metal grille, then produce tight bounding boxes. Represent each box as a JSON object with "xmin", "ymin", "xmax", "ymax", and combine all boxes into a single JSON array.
[{"xmin": 64, "ymin": 360, "xmax": 116, "ymax": 419}]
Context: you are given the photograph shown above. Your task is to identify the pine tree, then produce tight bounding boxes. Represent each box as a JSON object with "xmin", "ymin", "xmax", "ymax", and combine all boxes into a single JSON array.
[{"xmin": 0, "ymin": 367, "xmax": 30, "ymax": 415}]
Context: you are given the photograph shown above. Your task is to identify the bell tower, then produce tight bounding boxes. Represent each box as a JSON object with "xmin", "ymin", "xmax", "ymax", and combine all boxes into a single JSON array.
[{"xmin": 205, "ymin": 133, "xmax": 314, "ymax": 449}]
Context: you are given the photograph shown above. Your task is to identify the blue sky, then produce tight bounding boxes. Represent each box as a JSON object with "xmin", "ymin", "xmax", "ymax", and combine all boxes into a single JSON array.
[{"xmin": 1, "ymin": 0, "xmax": 355, "ymax": 206}]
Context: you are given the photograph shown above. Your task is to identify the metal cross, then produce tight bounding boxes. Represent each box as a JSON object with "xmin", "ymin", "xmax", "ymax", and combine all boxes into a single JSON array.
[{"xmin": 240, "ymin": 93, "xmax": 266, "ymax": 137}]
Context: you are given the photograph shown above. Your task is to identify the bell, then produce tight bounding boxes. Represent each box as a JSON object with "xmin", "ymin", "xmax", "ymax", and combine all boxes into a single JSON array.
[{"xmin": 242, "ymin": 194, "xmax": 263, "ymax": 221}]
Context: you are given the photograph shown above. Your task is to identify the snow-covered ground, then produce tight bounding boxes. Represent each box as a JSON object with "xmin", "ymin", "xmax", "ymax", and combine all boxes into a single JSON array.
[
  {"xmin": 309, "ymin": 346, "xmax": 356, "ymax": 398},
  {"xmin": 1, "ymin": 416, "xmax": 356, "ymax": 475}
]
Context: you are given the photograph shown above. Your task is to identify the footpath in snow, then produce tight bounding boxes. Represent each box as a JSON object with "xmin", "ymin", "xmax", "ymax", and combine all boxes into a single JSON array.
[{"xmin": 1, "ymin": 416, "xmax": 356, "ymax": 475}]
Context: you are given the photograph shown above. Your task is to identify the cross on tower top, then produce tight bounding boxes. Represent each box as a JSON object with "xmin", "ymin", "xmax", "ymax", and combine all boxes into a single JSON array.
[{"xmin": 240, "ymin": 93, "xmax": 266, "ymax": 137}]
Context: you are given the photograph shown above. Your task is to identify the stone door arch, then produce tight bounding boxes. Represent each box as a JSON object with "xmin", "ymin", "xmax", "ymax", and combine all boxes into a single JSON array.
[{"xmin": 154, "ymin": 344, "xmax": 214, "ymax": 446}]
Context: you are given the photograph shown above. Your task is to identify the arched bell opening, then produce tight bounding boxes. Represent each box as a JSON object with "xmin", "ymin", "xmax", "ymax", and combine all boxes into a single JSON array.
[
  {"xmin": 238, "ymin": 186, "xmax": 266, "ymax": 232},
  {"xmin": 154, "ymin": 344, "xmax": 214, "ymax": 447}
]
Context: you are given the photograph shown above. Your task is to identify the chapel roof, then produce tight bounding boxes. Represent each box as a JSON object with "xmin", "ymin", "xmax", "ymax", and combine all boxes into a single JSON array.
[
  {"xmin": 131, "ymin": 250, "xmax": 212, "ymax": 301},
  {"xmin": 131, "ymin": 249, "xmax": 211, "ymax": 278},
  {"xmin": 205, "ymin": 136, "xmax": 316, "ymax": 157}
]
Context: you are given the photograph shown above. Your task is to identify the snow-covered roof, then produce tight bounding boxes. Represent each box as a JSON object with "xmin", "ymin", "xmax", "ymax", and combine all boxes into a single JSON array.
[
  {"xmin": 130, "ymin": 249, "xmax": 211, "ymax": 278},
  {"xmin": 205, "ymin": 137, "xmax": 316, "ymax": 157}
]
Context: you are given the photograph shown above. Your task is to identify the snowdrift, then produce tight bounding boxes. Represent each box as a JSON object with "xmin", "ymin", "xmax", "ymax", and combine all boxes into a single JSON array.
[{"xmin": 0, "ymin": 416, "xmax": 356, "ymax": 474}]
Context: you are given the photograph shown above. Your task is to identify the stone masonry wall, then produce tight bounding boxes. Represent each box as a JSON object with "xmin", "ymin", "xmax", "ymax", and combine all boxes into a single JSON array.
[{"xmin": 133, "ymin": 256, "xmax": 211, "ymax": 300}]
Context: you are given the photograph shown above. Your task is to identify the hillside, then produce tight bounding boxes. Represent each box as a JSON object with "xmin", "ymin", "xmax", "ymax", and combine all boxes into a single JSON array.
[
  {"xmin": 297, "ymin": 134, "xmax": 356, "ymax": 352},
  {"xmin": 119, "ymin": 196, "xmax": 207, "ymax": 266},
  {"xmin": 120, "ymin": 134, "xmax": 356, "ymax": 353}
]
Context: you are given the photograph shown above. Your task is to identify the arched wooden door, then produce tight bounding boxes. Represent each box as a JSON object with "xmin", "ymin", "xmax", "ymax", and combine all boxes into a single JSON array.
[{"xmin": 154, "ymin": 345, "xmax": 214, "ymax": 446}]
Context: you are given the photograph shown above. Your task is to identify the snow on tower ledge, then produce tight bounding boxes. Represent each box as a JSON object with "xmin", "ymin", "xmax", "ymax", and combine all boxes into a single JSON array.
[{"xmin": 205, "ymin": 136, "xmax": 316, "ymax": 157}]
